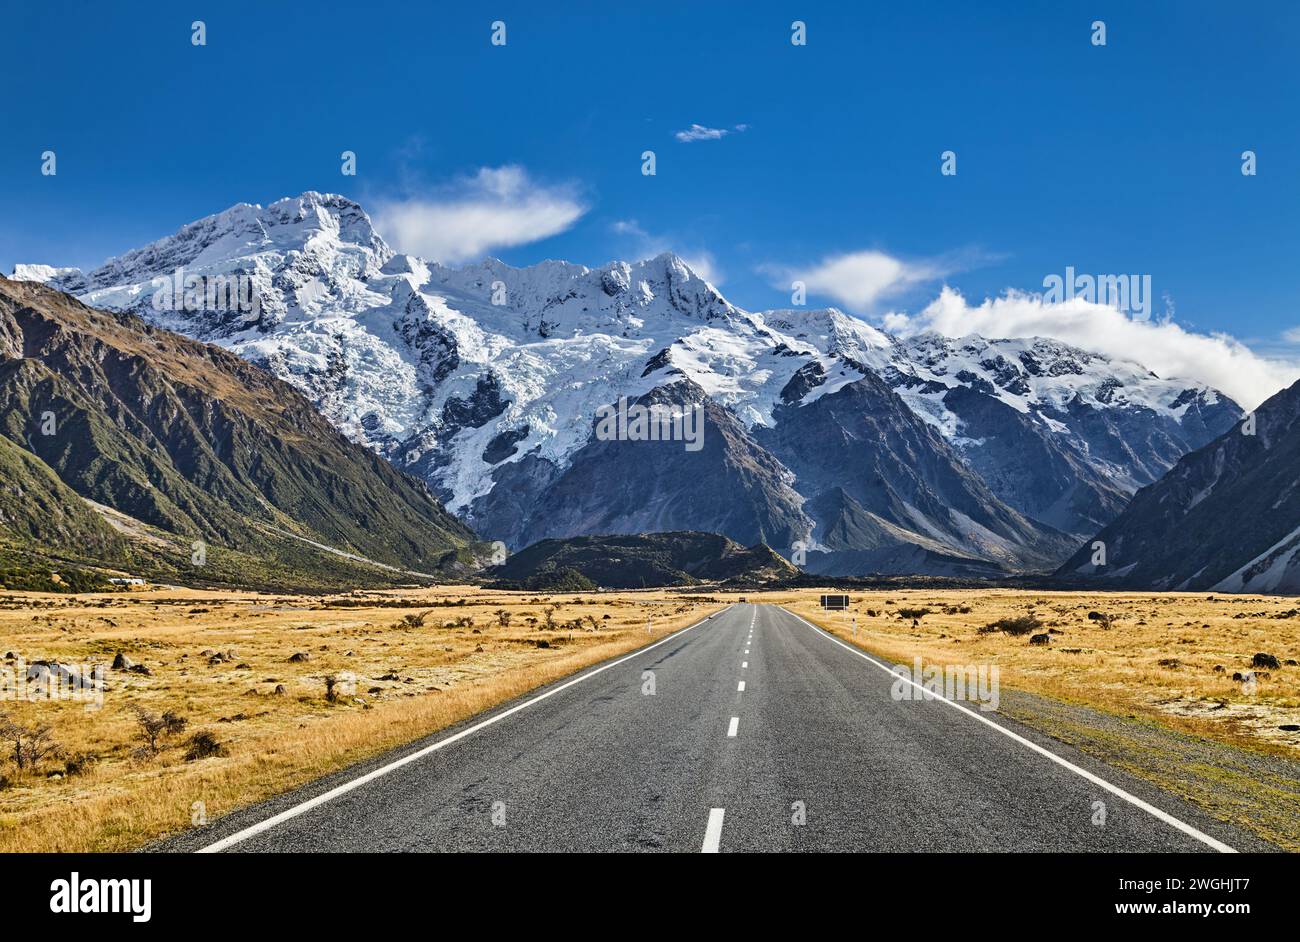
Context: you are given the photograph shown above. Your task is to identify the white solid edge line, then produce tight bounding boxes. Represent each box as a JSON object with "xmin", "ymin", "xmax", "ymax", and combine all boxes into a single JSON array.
[
  {"xmin": 727, "ymin": 716, "xmax": 740, "ymax": 737},
  {"xmin": 197, "ymin": 605, "xmax": 733, "ymax": 853},
  {"xmin": 780, "ymin": 607, "xmax": 1237, "ymax": 854},
  {"xmin": 702, "ymin": 807, "xmax": 725, "ymax": 853}
]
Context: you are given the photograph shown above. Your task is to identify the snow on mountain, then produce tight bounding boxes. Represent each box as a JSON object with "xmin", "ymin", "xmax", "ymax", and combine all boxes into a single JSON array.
[
  {"xmin": 861, "ymin": 333, "xmax": 1235, "ymax": 491},
  {"xmin": 13, "ymin": 191, "xmax": 1242, "ymax": 561},
  {"xmin": 1060, "ymin": 376, "xmax": 1300, "ymax": 593}
]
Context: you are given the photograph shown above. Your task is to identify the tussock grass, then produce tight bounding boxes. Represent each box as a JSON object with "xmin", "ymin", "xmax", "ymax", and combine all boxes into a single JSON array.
[
  {"xmin": 775, "ymin": 588, "xmax": 1300, "ymax": 755},
  {"xmin": 0, "ymin": 586, "xmax": 716, "ymax": 852}
]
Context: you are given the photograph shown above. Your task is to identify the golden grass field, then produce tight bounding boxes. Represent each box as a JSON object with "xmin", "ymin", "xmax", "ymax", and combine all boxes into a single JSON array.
[
  {"xmin": 0, "ymin": 586, "xmax": 720, "ymax": 852},
  {"xmin": 1, "ymin": 584, "xmax": 1297, "ymax": 852},
  {"xmin": 779, "ymin": 588, "xmax": 1300, "ymax": 755}
]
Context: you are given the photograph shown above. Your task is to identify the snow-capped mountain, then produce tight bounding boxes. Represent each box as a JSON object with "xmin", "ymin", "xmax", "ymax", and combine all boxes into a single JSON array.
[
  {"xmin": 14, "ymin": 192, "xmax": 1242, "ymax": 574},
  {"xmin": 1060, "ymin": 377, "xmax": 1300, "ymax": 593}
]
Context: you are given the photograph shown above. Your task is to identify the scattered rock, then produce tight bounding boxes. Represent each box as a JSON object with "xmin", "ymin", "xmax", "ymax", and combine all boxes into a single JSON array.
[
  {"xmin": 272, "ymin": 684, "xmax": 287, "ymax": 696},
  {"xmin": 1157, "ymin": 658, "xmax": 1180, "ymax": 668},
  {"xmin": 26, "ymin": 660, "xmax": 103, "ymax": 691},
  {"xmin": 1028, "ymin": 633, "xmax": 1050, "ymax": 645},
  {"xmin": 288, "ymin": 652, "xmax": 311, "ymax": 663},
  {"xmin": 1213, "ymin": 665, "xmax": 1225, "ymax": 673},
  {"xmin": 111, "ymin": 652, "xmax": 135, "ymax": 670},
  {"xmin": 1280, "ymin": 725, "xmax": 1300, "ymax": 732}
]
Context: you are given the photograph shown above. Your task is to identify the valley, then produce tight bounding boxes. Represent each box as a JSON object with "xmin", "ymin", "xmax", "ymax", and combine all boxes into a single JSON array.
[{"xmin": 1, "ymin": 584, "xmax": 1296, "ymax": 852}]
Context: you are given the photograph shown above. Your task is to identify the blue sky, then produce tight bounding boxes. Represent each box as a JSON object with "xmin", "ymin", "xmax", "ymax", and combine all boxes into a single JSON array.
[{"xmin": 2, "ymin": 0, "xmax": 1298, "ymax": 402}]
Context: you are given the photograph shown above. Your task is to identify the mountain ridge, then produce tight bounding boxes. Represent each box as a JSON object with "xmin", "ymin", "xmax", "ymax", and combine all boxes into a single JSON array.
[
  {"xmin": 14, "ymin": 191, "xmax": 1243, "ymax": 576},
  {"xmin": 1059, "ymin": 377, "xmax": 1300, "ymax": 593},
  {"xmin": 0, "ymin": 274, "xmax": 477, "ymax": 590}
]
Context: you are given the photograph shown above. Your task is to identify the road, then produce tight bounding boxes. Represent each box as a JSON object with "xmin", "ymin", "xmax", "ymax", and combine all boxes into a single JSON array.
[{"xmin": 173, "ymin": 604, "xmax": 1266, "ymax": 853}]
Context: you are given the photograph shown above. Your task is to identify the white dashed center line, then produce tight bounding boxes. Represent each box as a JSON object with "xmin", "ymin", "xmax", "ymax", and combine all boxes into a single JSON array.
[
  {"xmin": 702, "ymin": 808, "xmax": 725, "ymax": 853},
  {"xmin": 727, "ymin": 716, "xmax": 739, "ymax": 737},
  {"xmin": 737, "ymin": 680, "xmax": 746, "ymax": 692},
  {"xmin": 742, "ymin": 661, "xmax": 748, "ymax": 668}
]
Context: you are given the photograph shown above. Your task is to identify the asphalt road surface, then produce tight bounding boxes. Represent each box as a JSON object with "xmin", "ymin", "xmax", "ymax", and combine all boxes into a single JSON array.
[{"xmin": 173, "ymin": 604, "xmax": 1269, "ymax": 853}]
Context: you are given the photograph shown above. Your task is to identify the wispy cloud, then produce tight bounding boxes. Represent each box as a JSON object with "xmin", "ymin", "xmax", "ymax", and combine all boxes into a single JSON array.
[
  {"xmin": 764, "ymin": 249, "xmax": 961, "ymax": 312},
  {"xmin": 610, "ymin": 219, "xmax": 721, "ymax": 284},
  {"xmin": 674, "ymin": 123, "xmax": 748, "ymax": 143},
  {"xmin": 888, "ymin": 287, "xmax": 1300, "ymax": 411},
  {"xmin": 373, "ymin": 166, "xmax": 586, "ymax": 264}
]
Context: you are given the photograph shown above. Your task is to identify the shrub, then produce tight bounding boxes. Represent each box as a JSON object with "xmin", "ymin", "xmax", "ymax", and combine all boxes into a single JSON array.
[
  {"xmin": 980, "ymin": 615, "xmax": 1042, "ymax": 636},
  {"xmin": 494, "ymin": 609, "xmax": 511, "ymax": 628},
  {"xmin": 131, "ymin": 705, "xmax": 187, "ymax": 756},
  {"xmin": 184, "ymin": 730, "xmax": 228, "ymax": 761},
  {"xmin": 0, "ymin": 712, "xmax": 59, "ymax": 771},
  {"xmin": 897, "ymin": 607, "xmax": 931, "ymax": 620},
  {"xmin": 397, "ymin": 610, "xmax": 431, "ymax": 629}
]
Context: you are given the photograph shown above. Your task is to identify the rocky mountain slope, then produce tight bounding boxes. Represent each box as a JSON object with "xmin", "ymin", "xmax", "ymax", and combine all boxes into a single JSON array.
[
  {"xmin": 14, "ymin": 192, "xmax": 1241, "ymax": 575},
  {"xmin": 1059, "ymin": 379, "xmax": 1300, "ymax": 593},
  {"xmin": 0, "ymin": 275, "xmax": 476, "ymax": 589}
]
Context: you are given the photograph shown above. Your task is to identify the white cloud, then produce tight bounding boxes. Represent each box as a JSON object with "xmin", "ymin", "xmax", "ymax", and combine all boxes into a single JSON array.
[
  {"xmin": 674, "ymin": 123, "xmax": 747, "ymax": 143},
  {"xmin": 772, "ymin": 249, "xmax": 945, "ymax": 312},
  {"xmin": 890, "ymin": 287, "xmax": 1300, "ymax": 411},
  {"xmin": 373, "ymin": 166, "xmax": 585, "ymax": 264},
  {"xmin": 1283, "ymin": 325, "xmax": 1300, "ymax": 344},
  {"xmin": 610, "ymin": 219, "xmax": 722, "ymax": 284}
]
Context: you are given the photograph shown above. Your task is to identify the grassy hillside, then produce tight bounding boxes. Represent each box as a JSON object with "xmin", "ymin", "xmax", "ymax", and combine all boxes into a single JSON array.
[{"xmin": 0, "ymin": 276, "xmax": 480, "ymax": 590}]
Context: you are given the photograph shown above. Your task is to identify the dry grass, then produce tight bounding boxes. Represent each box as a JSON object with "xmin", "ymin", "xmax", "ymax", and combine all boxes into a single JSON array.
[
  {"xmin": 6, "ymin": 584, "xmax": 1298, "ymax": 853},
  {"xmin": 773, "ymin": 588, "xmax": 1300, "ymax": 755},
  {"xmin": 0, "ymin": 585, "xmax": 720, "ymax": 852}
]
